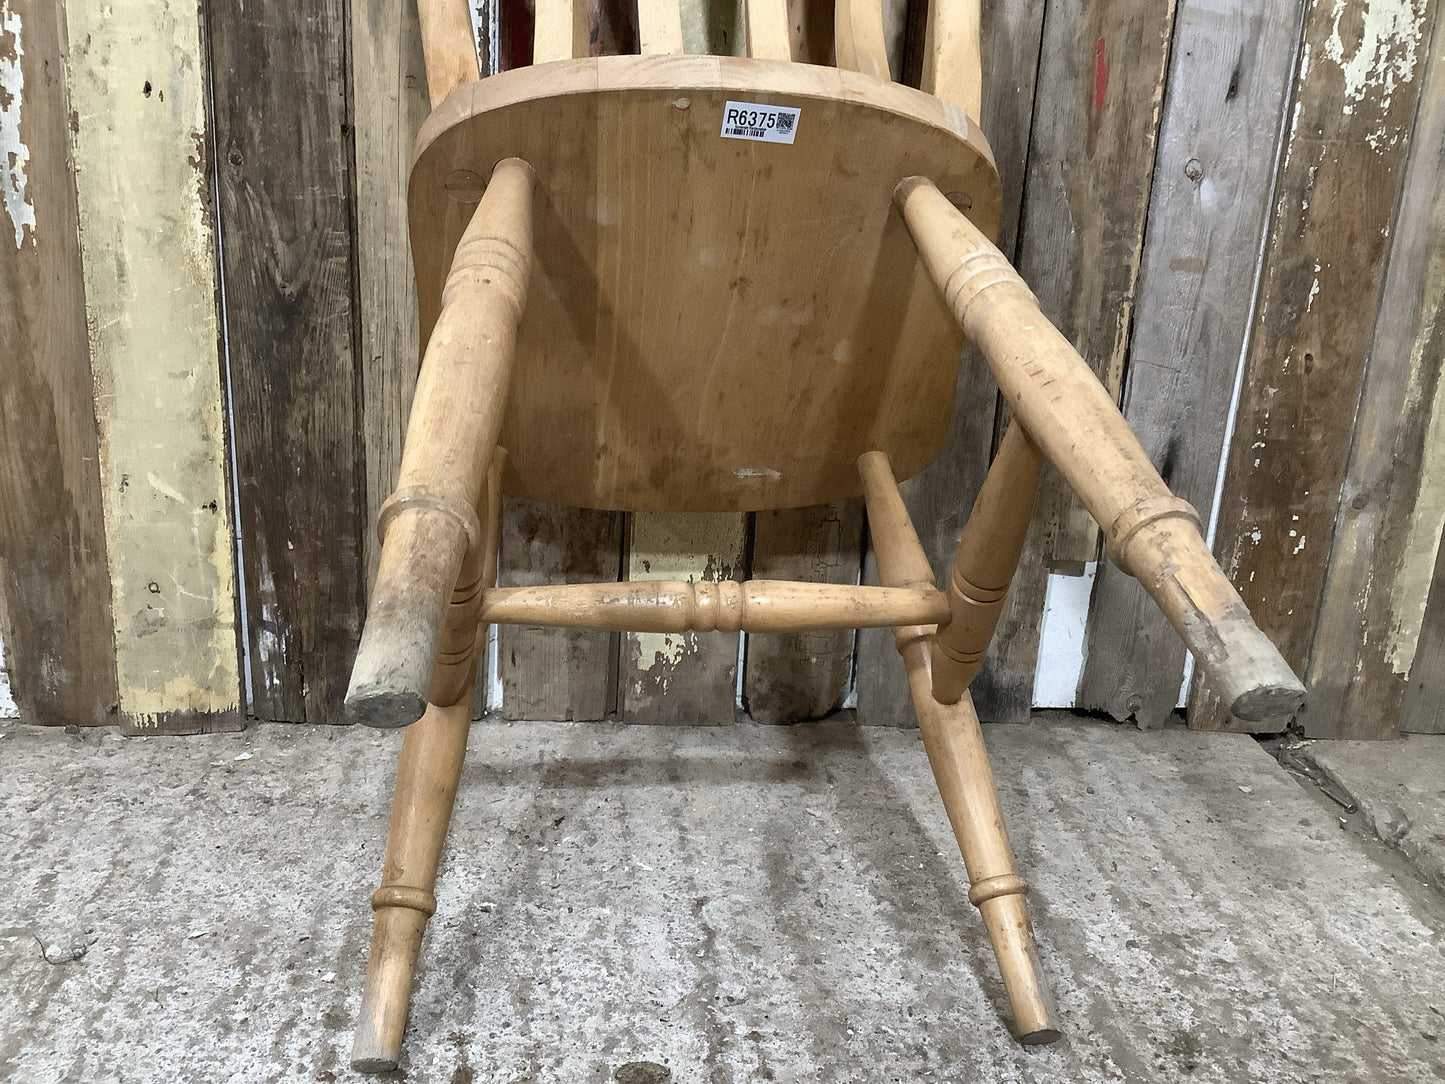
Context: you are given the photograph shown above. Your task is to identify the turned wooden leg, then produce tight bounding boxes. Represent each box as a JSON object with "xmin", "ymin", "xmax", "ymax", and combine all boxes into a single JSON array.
[
  {"xmin": 893, "ymin": 175, "xmax": 1304, "ymax": 721},
  {"xmin": 902, "ymin": 639, "xmax": 1060, "ymax": 1043},
  {"xmin": 859, "ymin": 449, "xmax": 1059, "ymax": 1043},
  {"xmin": 352, "ymin": 699, "xmax": 473, "ymax": 1073},
  {"xmin": 930, "ymin": 420, "xmax": 1042, "ymax": 704},
  {"xmin": 347, "ymin": 157, "xmax": 534, "ymax": 728}
]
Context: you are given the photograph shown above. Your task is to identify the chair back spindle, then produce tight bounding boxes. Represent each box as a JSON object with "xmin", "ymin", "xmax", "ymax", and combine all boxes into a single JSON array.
[
  {"xmin": 416, "ymin": 0, "xmax": 482, "ymax": 106},
  {"xmin": 922, "ymin": 0, "xmax": 983, "ymax": 118},
  {"xmin": 638, "ymin": 0, "xmax": 686, "ymax": 55},
  {"xmin": 747, "ymin": 0, "xmax": 793, "ymax": 61},
  {"xmin": 835, "ymin": 0, "xmax": 890, "ymax": 81}
]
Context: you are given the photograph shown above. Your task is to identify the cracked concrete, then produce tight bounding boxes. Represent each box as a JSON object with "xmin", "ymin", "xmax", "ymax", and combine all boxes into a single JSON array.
[
  {"xmin": 1300, "ymin": 735, "xmax": 1445, "ymax": 897},
  {"xmin": 2, "ymin": 717, "xmax": 1443, "ymax": 1083}
]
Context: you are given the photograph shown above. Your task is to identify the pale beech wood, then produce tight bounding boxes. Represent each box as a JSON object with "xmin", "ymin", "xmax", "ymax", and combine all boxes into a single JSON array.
[
  {"xmin": 747, "ymin": 0, "xmax": 792, "ymax": 60},
  {"xmin": 921, "ymin": 0, "xmax": 982, "ymax": 119},
  {"xmin": 894, "ymin": 175, "xmax": 1305, "ymax": 722},
  {"xmin": 861, "ymin": 450, "xmax": 1058, "ymax": 1043},
  {"xmin": 638, "ymin": 0, "xmax": 685, "ymax": 54},
  {"xmin": 478, "ymin": 579, "xmax": 949, "ymax": 632},
  {"xmin": 430, "ymin": 450, "xmax": 506, "ymax": 707},
  {"xmin": 535, "ymin": 0, "xmax": 595, "ymax": 62},
  {"xmin": 901, "ymin": 641, "xmax": 1060, "ymax": 1044},
  {"xmin": 348, "ymin": 159, "xmax": 535, "ymax": 728},
  {"xmin": 931, "ymin": 421, "xmax": 1042, "ymax": 704},
  {"xmin": 417, "ymin": 0, "xmax": 480, "ymax": 107},
  {"xmin": 409, "ymin": 57, "xmax": 1000, "ymax": 511},
  {"xmin": 352, "ymin": 699, "xmax": 473, "ymax": 1072},
  {"xmin": 835, "ymin": 0, "xmax": 890, "ymax": 80},
  {"xmin": 857, "ymin": 450, "xmax": 937, "ymax": 657}
]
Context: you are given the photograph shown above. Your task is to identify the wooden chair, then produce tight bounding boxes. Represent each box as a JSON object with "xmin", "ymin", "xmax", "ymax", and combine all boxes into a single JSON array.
[{"xmin": 344, "ymin": 0, "xmax": 1306, "ymax": 1070}]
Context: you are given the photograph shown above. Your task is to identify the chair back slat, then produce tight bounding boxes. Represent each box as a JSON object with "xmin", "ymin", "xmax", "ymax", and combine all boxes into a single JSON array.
[
  {"xmin": 747, "ymin": 0, "xmax": 792, "ymax": 61},
  {"xmin": 417, "ymin": 0, "xmax": 481, "ymax": 106},
  {"xmin": 638, "ymin": 0, "xmax": 685, "ymax": 54},
  {"xmin": 834, "ymin": 0, "xmax": 889, "ymax": 81},
  {"xmin": 921, "ymin": 0, "xmax": 982, "ymax": 118},
  {"xmin": 535, "ymin": 0, "xmax": 596, "ymax": 62}
]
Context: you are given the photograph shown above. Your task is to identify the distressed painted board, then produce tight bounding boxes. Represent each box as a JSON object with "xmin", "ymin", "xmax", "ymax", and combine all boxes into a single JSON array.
[
  {"xmin": 1076, "ymin": 0, "xmax": 1307, "ymax": 727},
  {"xmin": 64, "ymin": 0, "xmax": 241, "ymax": 735},
  {"xmin": 352, "ymin": 0, "xmax": 430, "ymax": 596},
  {"xmin": 0, "ymin": 0, "xmax": 119, "ymax": 727},
  {"xmin": 1310, "ymin": 15, "xmax": 1445, "ymax": 739},
  {"xmin": 744, "ymin": 503, "xmax": 864, "ymax": 723},
  {"xmin": 622, "ymin": 512, "xmax": 746, "ymax": 725},
  {"xmin": 500, "ymin": 499, "xmax": 622, "ymax": 721},
  {"xmin": 971, "ymin": 0, "xmax": 1177, "ymax": 722},
  {"xmin": 209, "ymin": 0, "xmax": 367, "ymax": 723},
  {"xmin": 856, "ymin": 0, "xmax": 1044, "ymax": 727},
  {"xmin": 1191, "ymin": 0, "xmax": 1437, "ymax": 733}
]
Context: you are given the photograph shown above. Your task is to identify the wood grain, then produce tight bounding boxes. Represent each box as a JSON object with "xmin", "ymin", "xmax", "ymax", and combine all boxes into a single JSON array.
[
  {"xmin": 352, "ymin": 0, "xmax": 431, "ymax": 598},
  {"xmin": 410, "ymin": 58, "xmax": 1000, "ymax": 513},
  {"xmin": 978, "ymin": 0, "xmax": 1177, "ymax": 723},
  {"xmin": 857, "ymin": 0, "xmax": 1045, "ymax": 726},
  {"xmin": 1401, "ymin": 527, "xmax": 1445, "ymax": 734},
  {"xmin": 1076, "ymin": 0, "xmax": 1307, "ymax": 727},
  {"xmin": 0, "ymin": 0, "xmax": 119, "ymax": 727},
  {"xmin": 498, "ymin": 499, "xmax": 621, "ymax": 721},
  {"xmin": 1191, "ymin": 0, "xmax": 1437, "ymax": 732},
  {"xmin": 1309, "ymin": 14, "xmax": 1445, "ymax": 739},
  {"xmin": 622, "ymin": 512, "xmax": 745, "ymax": 725},
  {"xmin": 65, "ymin": 0, "xmax": 242, "ymax": 735},
  {"xmin": 744, "ymin": 503, "xmax": 864, "ymax": 723},
  {"xmin": 209, "ymin": 0, "xmax": 367, "ymax": 723}
]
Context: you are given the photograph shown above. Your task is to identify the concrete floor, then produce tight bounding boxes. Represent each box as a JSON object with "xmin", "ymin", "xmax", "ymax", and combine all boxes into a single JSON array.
[{"xmin": 2, "ymin": 717, "xmax": 1443, "ymax": 1084}]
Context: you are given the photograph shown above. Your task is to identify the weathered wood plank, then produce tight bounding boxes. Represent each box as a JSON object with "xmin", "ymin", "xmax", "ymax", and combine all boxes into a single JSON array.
[
  {"xmin": 855, "ymin": 0, "xmax": 1045, "ymax": 727},
  {"xmin": 499, "ymin": 498, "xmax": 622, "ymax": 721},
  {"xmin": 1309, "ymin": 13, "xmax": 1445, "ymax": 739},
  {"xmin": 65, "ymin": 0, "xmax": 242, "ymax": 735},
  {"xmin": 621, "ymin": 512, "xmax": 745, "ymax": 725},
  {"xmin": 1191, "ymin": 0, "xmax": 1437, "ymax": 732},
  {"xmin": 0, "ymin": 0, "xmax": 119, "ymax": 727},
  {"xmin": 744, "ymin": 503, "xmax": 864, "ymax": 723},
  {"xmin": 976, "ymin": 0, "xmax": 1177, "ymax": 723},
  {"xmin": 209, "ymin": 0, "xmax": 367, "ymax": 722},
  {"xmin": 1401, "ymin": 527, "xmax": 1445, "ymax": 734},
  {"xmin": 352, "ymin": 0, "xmax": 430, "ymax": 598},
  {"xmin": 1076, "ymin": 0, "xmax": 1307, "ymax": 727}
]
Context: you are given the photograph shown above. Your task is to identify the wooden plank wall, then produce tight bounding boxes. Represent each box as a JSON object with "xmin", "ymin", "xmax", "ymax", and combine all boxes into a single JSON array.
[
  {"xmin": 1193, "ymin": 0, "xmax": 1438, "ymax": 735},
  {"xmin": 0, "ymin": 0, "xmax": 118, "ymax": 729},
  {"xmin": 5, "ymin": 0, "xmax": 1445, "ymax": 740}
]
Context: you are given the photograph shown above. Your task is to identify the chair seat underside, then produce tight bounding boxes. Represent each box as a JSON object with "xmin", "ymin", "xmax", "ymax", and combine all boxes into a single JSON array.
[{"xmin": 408, "ymin": 56, "xmax": 1003, "ymax": 512}]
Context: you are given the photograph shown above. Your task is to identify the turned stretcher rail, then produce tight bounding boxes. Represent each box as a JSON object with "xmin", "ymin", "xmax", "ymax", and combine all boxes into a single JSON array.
[
  {"xmin": 477, "ymin": 579, "xmax": 951, "ymax": 633},
  {"xmin": 895, "ymin": 175, "xmax": 1306, "ymax": 722}
]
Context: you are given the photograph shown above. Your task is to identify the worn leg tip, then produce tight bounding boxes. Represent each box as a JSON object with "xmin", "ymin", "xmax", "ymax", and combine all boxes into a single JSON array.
[
  {"xmin": 352, "ymin": 1028, "xmax": 401, "ymax": 1074},
  {"xmin": 351, "ymin": 1054, "xmax": 399, "ymax": 1074},
  {"xmin": 345, "ymin": 685, "xmax": 427, "ymax": 729},
  {"xmin": 1017, "ymin": 1026, "xmax": 1064, "ymax": 1046}
]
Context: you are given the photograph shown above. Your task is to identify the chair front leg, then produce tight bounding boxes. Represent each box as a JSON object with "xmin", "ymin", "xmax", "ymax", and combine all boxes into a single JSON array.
[
  {"xmin": 347, "ymin": 157, "xmax": 534, "ymax": 729},
  {"xmin": 894, "ymin": 175, "xmax": 1306, "ymax": 723}
]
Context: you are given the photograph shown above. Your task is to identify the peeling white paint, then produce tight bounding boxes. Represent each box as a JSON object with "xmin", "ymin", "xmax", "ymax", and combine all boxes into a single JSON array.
[
  {"xmin": 0, "ymin": 1, "xmax": 36, "ymax": 248},
  {"xmin": 1322, "ymin": 0, "xmax": 1423, "ymax": 128},
  {"xmin": 1033, "ymin": 563, "xmax": 1097, "ymax": 709}
]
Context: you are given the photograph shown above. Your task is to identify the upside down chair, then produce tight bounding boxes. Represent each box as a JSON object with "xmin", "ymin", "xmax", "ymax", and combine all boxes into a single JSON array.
[{"xmin": 342, "ymin": 0, "xmax": 1307, "ymax": 1070}]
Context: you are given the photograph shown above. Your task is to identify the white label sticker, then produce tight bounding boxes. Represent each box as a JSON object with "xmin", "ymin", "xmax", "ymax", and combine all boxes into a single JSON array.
[{"xmin": 720, "ymin": 100, "xmax": 801, "ymax": 144}]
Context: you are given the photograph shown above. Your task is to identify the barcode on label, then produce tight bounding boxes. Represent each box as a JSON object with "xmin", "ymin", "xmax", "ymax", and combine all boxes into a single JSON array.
[{"xmin": 720, "ymin": 100, "xmax": 801, "ymax": 145}]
